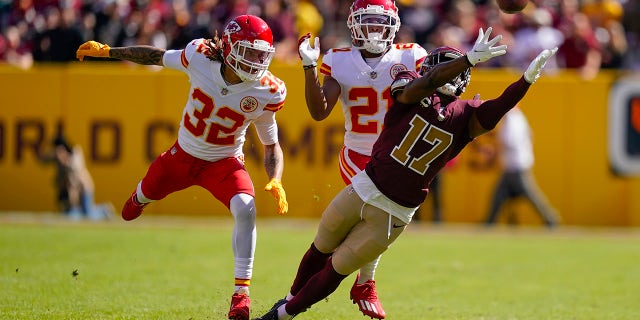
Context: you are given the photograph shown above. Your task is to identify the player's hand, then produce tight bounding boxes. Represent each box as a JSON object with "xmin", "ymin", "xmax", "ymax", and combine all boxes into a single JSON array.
[
  {"xmin": 524, "ymin": 47, "xmax": 558, "ymax": 84},
  {"xmin": 298, "ymin": 33, "xmax": 320, "ymax": 68},
  {"xmin": 264, "ymin": 178, "xmax": 288, "ymax": 215},
  {"xmin": 76, "ymin": 41, "xmax": 111, "ymax": 61},
  {"xmin": 465, "ymin": 27, "xmax": 507, "ymax": 66}
]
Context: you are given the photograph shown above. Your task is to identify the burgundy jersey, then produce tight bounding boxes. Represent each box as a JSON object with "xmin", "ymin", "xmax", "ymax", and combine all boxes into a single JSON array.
[{"xmin": 365, "ymin": 71, "xmax": 482, "ymax": 207}]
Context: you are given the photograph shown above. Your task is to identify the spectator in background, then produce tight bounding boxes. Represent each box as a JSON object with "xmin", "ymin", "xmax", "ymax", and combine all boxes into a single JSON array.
[
  {"xmin": 50, "ymin": 135, "xmax": 79, "ymax": 216},
  {"xmin": 262, "ymin": 0, "xmax": 298, "ymax": 62},
  {"xmin": 510, "ymin": 8, "xmax": 563, "ymax": 71},
  {"xmin": 581, "ymin": 0, "xmax": 623, "ymax": 28},
  {"xmin": 32, "ymin": 6, "xmax": 84, "ymax": 62},
  {"xmin": 166, "ymin": 0, "xmax": 215, "ymax": 50},
  {"xmin": 484, "ymin": 107, "xmax": 560, "ymax": 228},
  {"xmin": 90, "ymin": 0, "xmax": 126, "ymax": 48},
  {"xmin": 1, "ymin": 0, "xmax": 640, "ymax": 71},
  {"xmin": 555, "ymin": 0, "xmax": 602, "ymax": 79},
  {"xmin": 398, "ymin": 0, "xmax": 439, "ymax": 47},
  {"xmin": 294, "ymin": 0, "xmax": 323, "ymax": 46},
  {"xmin": 581, "ymin": 0, "xmax": 628, "ymax": 70},
  {"xmin": 0, "ymin": 24, "xmax": 33, "ymax": 69},
  {"xmin": 596, "ymin": 19, "xmax": 628, "ymax": 69},
  {"xmin": 47, "ymin": 133, "xmax": 114, "ymax": 220},
  {"xmin": 621, "ymin": 0, "xmax": 640, "ymax": 69}
]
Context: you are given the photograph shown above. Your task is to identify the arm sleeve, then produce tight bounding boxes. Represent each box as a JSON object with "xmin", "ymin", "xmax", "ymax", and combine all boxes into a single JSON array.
[
  {"xmin": 264, "ymin": 79, "xmax": 287, "ymax": 112},
  {"xmin": 162, "ymin": 50, "xmax": 185, "ymax": 70},
  {"xmin": 474, "ymin": 76, "xmax": 531, "ymax": 130},
  {"xmin": 258, "ymin": 74, "xmax": 286, "ymax": 141},
  {"xmin": 318, "ymin": 50, "xmax": 333, "ymax": 76},
  {"xmin": 162, "ymin": 38, "xmax": 202, "ymax": 71},
  {"xmin": 254, "ymin": 112, "xmax": 279, "ymax": 145},
  {"xmin": 413, "ymin": 45, "xmax": 427, "ymax": 71}
]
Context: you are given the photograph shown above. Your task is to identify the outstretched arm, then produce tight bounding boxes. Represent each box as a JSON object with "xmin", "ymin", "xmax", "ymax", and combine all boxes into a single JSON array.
[
  {"xmin": 396, "ymin": 58, "xmax": 472, "ymax": 104},
  {"xmin": 298, "ymin": 33, "xmax": 341, "ymax": 121},
  {"xmin": 468, "ymin": 47, "xmax": 558, "ymax": 138},
  {"xmin": 397, "ymin": 27, "xmax": 507, "ymax": 104},
  {"xmin": 76, "ymin": 41, "xmax": 165, "ymax": 66}
]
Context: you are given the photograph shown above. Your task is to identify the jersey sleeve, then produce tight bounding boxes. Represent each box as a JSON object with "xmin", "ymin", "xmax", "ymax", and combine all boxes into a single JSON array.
[
  {"xmin": 162, "ymin": 38, "xmax": 205, "ymax": 72},
  {"xmin": 318, "ymin": 50, "xmax": 333, "ymax": 76},
  {"xmin": 254, "ymin": 111, "xmax": 279, "ymax": 145},
  {"xmin": 263, "ymin": 74, "xmax": 287, "ymax": 112},
  {"xmin": 413, "ymin": 44, "xmax": 428, "ymax": 71}
]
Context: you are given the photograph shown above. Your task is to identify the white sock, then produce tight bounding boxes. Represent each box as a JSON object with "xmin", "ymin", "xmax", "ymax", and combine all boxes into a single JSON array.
[
  {"xmin": 235, "ymin": 286, "xmax": 249, "ymax": 295},
  {"xmin": 358, "ymin": 255, "xmax": 381, "ymax": 283},
  {"xmin": 229, "ymin": 194, "xmax": 256, "ymax": 280},
  {"xmin": 135, "ymin": 183, "xmax": 152, "ymax": 203},
  {"xmin": 277, "ymin": 305, "xmax": 292, "ymax": 320}
]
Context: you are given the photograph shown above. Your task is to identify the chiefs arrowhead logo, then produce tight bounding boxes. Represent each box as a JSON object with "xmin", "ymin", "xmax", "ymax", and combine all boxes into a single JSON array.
[
  {"xmin": 390, "ymin": 63, "xmax": 408, "ymax": 79},
  {"xmin": 225, "ymin": 21, "xmax": 241, "ymax": 35},
  {"xmin": 240, "ymin": 96, "xmax": 259, "ymax": 113}
]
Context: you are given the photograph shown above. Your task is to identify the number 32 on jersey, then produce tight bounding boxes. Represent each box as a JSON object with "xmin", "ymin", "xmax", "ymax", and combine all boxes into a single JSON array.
[{"xmin": 184, "ymin": 88, "xmax": 245, "ymax": 146}]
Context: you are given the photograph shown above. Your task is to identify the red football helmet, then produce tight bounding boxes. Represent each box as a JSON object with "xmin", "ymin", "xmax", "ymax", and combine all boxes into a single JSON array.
[
  {"xmin": 222, "ymin": 15, "xmax": 275, "ymax": 81},
  {"xmin": 421, "ymin": 46, "xmax": 471, "ymax": 97},
  {"xmin": 347, "ymin": 0, "xmax": 400, "ymax": 54}
]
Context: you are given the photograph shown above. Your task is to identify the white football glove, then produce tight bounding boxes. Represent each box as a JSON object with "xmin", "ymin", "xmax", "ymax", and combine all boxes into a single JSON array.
[
  {"xmin": 524, "ymin": 47, "xmax": 558, "ymax": 84},
  {"xmin": 298, "ymin": 33, "xmax": 320, "ymax": 68},
  {"xmin": 465, "ymin": 27, "xmax": 507, "ymax": 66}
]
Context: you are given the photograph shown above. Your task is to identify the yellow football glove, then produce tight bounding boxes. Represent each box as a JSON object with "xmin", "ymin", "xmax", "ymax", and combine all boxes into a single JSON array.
[
  {"xmin": 264, "ymin": 178, "xmax": 288, "ymax": 215},
  {"xmin": 76, "ymin": 41, "xmax": 111, "ymax": 61}
]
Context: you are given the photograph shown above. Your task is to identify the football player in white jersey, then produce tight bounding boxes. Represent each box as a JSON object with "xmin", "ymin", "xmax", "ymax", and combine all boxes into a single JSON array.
[
  {"xmin": 293, "ymin": 0, "xmax": 426, "ymax": 318},
  {"xmin": 76, "ymin": 15, "xmax": 288, "ymax": 320}
]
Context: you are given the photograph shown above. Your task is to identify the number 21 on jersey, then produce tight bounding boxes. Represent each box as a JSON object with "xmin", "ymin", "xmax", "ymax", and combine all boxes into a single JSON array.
[{"xmin": 349, "ymin": 87, "xmax": 392, "ymax": 134}]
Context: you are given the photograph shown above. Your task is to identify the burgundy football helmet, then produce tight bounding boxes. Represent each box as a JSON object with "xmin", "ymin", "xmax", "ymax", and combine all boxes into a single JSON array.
[
  {"xmin": 421, "ymin": 46, "xmax": 471, "ymax": 97},
  {"xmin": 222, "ymin": 15, "xmax": 275, "ymax": 81},
  {"xmin": 347, "ymin": 0, "xmax": 400, "ymax": 54}
]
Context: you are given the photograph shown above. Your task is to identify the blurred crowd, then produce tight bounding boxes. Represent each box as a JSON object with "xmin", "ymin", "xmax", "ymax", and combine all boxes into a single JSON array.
[{"xmin": 1, "ymin": 0, "xmax": 639, "ymax": 78}]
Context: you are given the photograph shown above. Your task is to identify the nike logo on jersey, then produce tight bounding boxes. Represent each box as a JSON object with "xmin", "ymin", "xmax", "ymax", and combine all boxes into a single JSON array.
[{"xmin": 392, "ymin": 223, "xmax": 406, "ymax": 228}]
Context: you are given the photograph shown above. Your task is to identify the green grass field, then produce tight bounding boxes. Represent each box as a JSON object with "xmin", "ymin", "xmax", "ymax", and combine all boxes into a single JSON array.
[{"xmin": 1, "ymin": 213, "xmax": 639, "ymax": 320}]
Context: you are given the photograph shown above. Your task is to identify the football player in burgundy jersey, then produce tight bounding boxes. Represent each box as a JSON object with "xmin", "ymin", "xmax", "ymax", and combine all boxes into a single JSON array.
[
  {"xmin": 296, "ymin": 0, "xmax": 426, "ymax": 317},
  {"xmin": 76, "ymin": 15, "xmax": 288, "ymax": 320},
  {"xmin": 255, "ymin": 28, "xmax": 557, "ymax": 319}
]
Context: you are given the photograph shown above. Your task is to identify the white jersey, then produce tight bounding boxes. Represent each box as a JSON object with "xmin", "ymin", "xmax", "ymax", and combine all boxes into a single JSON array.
[
  {"xmin": 499, "ymin": 108, "xmax": 534, "ymax": 171},
  {"xmin": 163, "ymin": 38, "xmax": 286, "ymax": 162},
  {"xmin": 319, "ymin": 44, "xmax": 426, "ymax": 156}
]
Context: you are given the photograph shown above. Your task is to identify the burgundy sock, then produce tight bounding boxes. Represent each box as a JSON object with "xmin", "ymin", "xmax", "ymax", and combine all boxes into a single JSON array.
[
  {"xmin": 286, "ymin": 258, "xmax": 348, "ymax": 315},
  {"xmin": 289, "ymin": 243, "xmax": 331, "ymax": 295}
]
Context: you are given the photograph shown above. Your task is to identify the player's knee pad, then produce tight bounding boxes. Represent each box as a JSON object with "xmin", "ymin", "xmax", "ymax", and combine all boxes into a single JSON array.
[{"xmin": 229, "ymin": 193, "xmax": 256, "ymax": 223}]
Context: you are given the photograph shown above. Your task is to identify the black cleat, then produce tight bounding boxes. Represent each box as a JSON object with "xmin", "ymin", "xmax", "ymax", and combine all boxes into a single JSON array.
[{"xmin": 252, "ymin": 298, "xmax": 288, "ymax": 320}]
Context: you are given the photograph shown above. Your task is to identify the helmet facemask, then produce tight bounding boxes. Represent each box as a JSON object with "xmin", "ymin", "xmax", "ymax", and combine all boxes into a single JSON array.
[
  {"xmin": 421, "ymin": 47, "xmax": 471, "ymax": 97},
  {"xmin": 225, "ymin": 37, "xmax": 274, "ymax": 82},
  {"xmin": 348, "ymin": 7, "xmax": 400, "ymax": 54}
]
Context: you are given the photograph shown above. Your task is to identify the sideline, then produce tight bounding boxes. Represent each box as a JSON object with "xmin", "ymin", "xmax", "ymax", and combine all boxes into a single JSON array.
[{"xmin": 2, "ymin": 211, "xmax": 639, "ymax": 239}]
